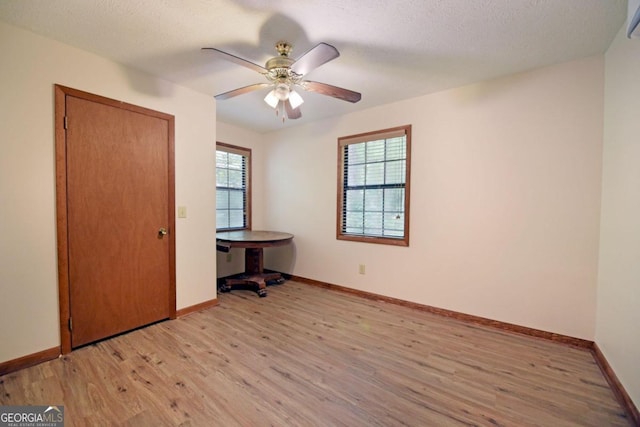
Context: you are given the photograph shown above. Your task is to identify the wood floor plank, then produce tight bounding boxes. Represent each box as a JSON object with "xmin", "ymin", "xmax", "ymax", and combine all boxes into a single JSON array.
[{"xmin": 0, "ymin": 281, "xmax": 632, "ymax": 426}]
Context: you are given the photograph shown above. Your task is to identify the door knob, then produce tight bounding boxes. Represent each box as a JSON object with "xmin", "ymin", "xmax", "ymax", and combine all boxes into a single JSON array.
[{"xmin": 158, "ymin": 227, "xmax": 168, "ymax": 238}]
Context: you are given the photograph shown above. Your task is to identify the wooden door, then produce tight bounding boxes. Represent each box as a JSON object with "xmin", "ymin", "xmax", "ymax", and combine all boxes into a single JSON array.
[{"xmin": 56, "ymin": 86, "xmax": 176, "ymax": 350}]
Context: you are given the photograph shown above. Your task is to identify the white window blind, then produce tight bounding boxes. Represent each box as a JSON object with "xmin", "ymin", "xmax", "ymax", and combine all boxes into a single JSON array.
[
  {"xmin": 338, "ymin": 125, "xmax": 411, "ymax": 246},
  {"xmin": 216, "ymin": 143, "xmax": 250, "ymax": 231}
]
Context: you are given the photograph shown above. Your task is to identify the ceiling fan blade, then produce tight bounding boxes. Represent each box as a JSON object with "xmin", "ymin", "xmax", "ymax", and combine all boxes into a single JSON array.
[
  {"xmin": 215, "ymin": 83, "xmax": 270, "ymax": 100},
  {"xmin": 290, "ymin": 42, "xmax": 340, "ymax": 76},
  {"xmin": 284, "ymin": 99, "xmax": 302, "ymax": 120},
  {"xmin": 202, "ymin": 47, "xmax": 267, "ymax": 74},
  {"xmin": 301, "ymin": 81, "xmax": 362, "ymax": 103}
]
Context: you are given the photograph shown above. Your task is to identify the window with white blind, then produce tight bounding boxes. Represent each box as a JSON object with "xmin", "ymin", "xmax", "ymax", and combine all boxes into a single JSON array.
[
  {"xmin": 216, "ymin": 142, "xmax": 251, "ymax": 231},
  {"xmin": 337, "ymin": 125, "xmax": 411, "ymax": 246}
]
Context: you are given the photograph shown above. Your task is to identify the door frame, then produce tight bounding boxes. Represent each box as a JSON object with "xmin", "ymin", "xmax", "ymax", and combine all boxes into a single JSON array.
[{"xmin": 54, "ymin": 84, "xmax": 177, "ymax": 354}]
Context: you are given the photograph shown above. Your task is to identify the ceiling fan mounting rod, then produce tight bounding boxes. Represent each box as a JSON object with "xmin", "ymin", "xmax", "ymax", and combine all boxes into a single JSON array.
[{"xmin": 275, "ymin": 41, "xmax": 293, "ymax": 57}]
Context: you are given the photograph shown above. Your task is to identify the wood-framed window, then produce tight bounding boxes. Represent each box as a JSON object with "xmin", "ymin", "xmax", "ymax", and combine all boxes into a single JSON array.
[
  {"xmin": 337, "ymin": 125, "xmax": 411, "ymax": 246},
  {"xmin": 216, "ymin": 142, "xmax": 251, "ymax": 231}
]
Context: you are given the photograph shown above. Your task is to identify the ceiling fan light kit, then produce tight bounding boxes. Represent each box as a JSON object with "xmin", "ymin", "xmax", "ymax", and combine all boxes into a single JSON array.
[
  {"xmin": 287, "ymin": 90, "xmax": 304, "ymax": 109},
  {"xmin": 203, "ymin": 41, "xmax": 361, "ymax": 122},
  {"xmin": 263, "ymin": 89, "xmax": 279, "ymax": 108}
]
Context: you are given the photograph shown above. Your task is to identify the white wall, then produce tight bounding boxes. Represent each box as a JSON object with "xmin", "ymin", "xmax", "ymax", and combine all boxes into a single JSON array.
[
  {"xmin": 263, "ymin": 56, "xmax": 605, "ymax": 340},
  {"xmin": 597, "ymin": 0, "xmax": 640, "ymax": 407},
  {"xmin": 215, "ymin": 121, "xmax": 266, "ymax": 277},
  {"xmin": 0, "ymin": 22, "xmax": 217, "ymax": 363}
]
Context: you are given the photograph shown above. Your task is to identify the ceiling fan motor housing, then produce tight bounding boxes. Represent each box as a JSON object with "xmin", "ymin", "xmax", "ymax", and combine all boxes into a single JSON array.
[
  {"xmin": 265, "ymin": 41, "xmax": 298, "ymax": 84},
  {"xmin": 265, "ymin": 56, "xmax": 294, "ymax": 72}
]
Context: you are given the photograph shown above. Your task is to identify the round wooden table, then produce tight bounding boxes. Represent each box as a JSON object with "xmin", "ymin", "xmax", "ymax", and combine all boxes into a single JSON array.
[{"xmin": 216, "ymin": 230, "xmax": 293, "ymax": 297}]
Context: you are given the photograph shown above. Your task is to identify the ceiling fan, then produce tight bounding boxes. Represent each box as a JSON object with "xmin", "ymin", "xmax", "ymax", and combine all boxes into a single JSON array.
[{"xmin": 202, "ymin": 41, "xmax": 361, "ymax": 121}]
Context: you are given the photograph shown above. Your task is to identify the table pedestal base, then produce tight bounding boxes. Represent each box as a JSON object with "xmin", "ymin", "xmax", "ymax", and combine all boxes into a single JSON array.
[
  {"xmin": 219, "ymin": 272, "xmax": 285, "ymax": 297},
  {"xmin": 216, "ymin": 231, "xmax": 293, "ymax": 298}
]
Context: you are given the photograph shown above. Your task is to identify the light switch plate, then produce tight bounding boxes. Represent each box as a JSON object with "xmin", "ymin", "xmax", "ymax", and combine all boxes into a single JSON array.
[{"xmin": 177, "ymin": 206, "xmax": 187, "ymax": 218}]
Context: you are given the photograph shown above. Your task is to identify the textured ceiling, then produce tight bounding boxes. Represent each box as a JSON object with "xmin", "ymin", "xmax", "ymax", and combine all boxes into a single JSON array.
[{"xmin": 0, "ymin": 0, "xmax": 627, "ymax": 133}]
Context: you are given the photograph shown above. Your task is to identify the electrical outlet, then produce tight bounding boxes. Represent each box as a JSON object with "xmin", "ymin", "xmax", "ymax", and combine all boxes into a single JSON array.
[
  {"xmin": 359, "ymin": 264, "xmax": 366, "ymax": 275},
  {"xmin": 226, "ymin": 253, "xmax": 232, "ymax": 262}
]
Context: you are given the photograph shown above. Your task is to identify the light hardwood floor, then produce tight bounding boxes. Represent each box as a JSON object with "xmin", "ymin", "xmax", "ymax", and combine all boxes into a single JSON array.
[{"xmin": 0, "ymin": 281, "xmax": 632, "ymax": 426}]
